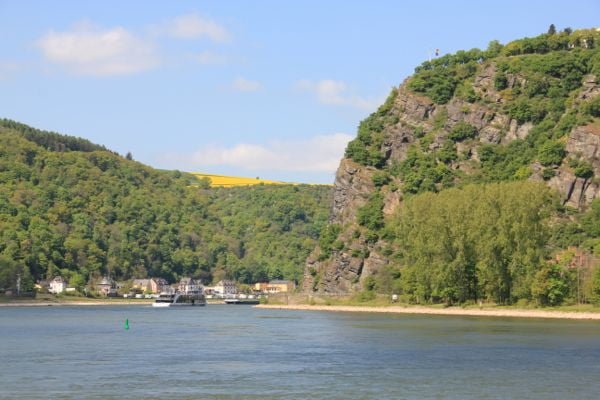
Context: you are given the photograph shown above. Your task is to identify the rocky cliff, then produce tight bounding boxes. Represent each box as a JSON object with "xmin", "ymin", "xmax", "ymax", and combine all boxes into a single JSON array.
[{"xmin": 304, "ymin": 29, "xmax": 600, "ymax": 293}]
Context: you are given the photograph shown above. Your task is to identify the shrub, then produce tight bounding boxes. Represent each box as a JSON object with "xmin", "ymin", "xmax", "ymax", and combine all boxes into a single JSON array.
[
  {"xmin": 582, "ymin": 96, "xmax": 600, "ymax": 117},
  {"xmin": 574, "ymin": 161, "xmax": 594, "ymax": 179},
  {"xmin": 372, "ymin": 171, "xmax": 391, "ymax": 187},
  {"xmin": 448, "ymin": 122, "xmax": 478, "ymax": 142},
  {"xmin": 542, "ymin": 168, "xmax": 556, "ymax": 180},
  {"xmin": 437, "ymin": 141, "xmax": 458, "ymax": 164},
  {"xmin": 494, "ymin": 73, "xmax": 508, "ymax": 90},
  {"xmin": 319, "ymin": 224, "xmax": 341, "ymax": 257},
  {"xmin": 357, "ymin": 193, "xmax": 385, "ymax": 230},
  {"xmin": 537, "ymin": 140, "xmax": 566, "ymax": 166}
]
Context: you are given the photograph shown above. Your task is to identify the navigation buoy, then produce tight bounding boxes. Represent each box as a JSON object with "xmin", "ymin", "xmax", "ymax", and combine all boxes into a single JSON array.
[{"xmin": 124, "ymin": 318, "xmax": 129, "ymax": 330}]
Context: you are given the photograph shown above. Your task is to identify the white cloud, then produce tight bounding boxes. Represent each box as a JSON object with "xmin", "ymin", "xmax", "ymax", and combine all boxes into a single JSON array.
[
  {"xmin": 295, "ymin": 79, "xmax": 380, "ymax": 111},
  {"xmin": 231, "ymin": 77, "xmax": 261, "ymax": 92},
  {"xmin": 167, "ymin": 133, "xmax": 353, "ymax": 173},
  {"xmin": 163, "ymin": 14, "xmax": 230, "ymax": 42},
  {"xmin": 36, "ymin": 24, "xmax": 158, "ymax": 76},
  {"xmin": 194, "ymin": 50, "xmax": 228, "ymax": 65}
]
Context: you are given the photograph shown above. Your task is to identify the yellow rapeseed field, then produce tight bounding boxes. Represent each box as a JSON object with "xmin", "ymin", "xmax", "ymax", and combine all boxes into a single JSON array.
[{"xmin": 191, "ymin": 173, "xmax": 288, "ymax": 187}]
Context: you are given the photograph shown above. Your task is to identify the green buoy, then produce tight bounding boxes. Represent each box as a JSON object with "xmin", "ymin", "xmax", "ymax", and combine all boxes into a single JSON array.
[{"xmin": 124, "ymin": 318, "xmax": 129, "ymax": 330}]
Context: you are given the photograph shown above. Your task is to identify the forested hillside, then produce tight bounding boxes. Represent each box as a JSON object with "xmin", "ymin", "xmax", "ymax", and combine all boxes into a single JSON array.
[
  {"xmin": 305, "ymin": 27, "xmax": 600, "ymax": 306},
  {"xmin": 0, "ymin": 120, "xmax": 331, "ymax": 292}
]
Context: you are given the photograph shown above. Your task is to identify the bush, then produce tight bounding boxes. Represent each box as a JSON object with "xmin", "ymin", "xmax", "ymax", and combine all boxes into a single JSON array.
[
  {"xmin": 448, "ymin": 122, "xmax": 478, "ymax": 142},
  {"xmin": 537, "ymin": 140, "xmax": 566, "ymax": 166},
  {"xmin": 319, "ymin": 224, "xmax": 341, "ymax": 257},
  {"xmin": 372, "ymin": 171, "xmax": 391, "ymax": 187},
  {"xmin": 494, "ymin": 73, "xmax": 508, "ymax": 90},
  {"xmin": 437, "ymin": 141, "xmax": 458, "ymax": 164},
  {"xmin": 542, "ymin": 168, "xmax": 556, "ymax": 180},
  {"xmin": 357, "ymin": 193, "xmax": 385, "ymax": 230},
  {"xmin": 355, "ymin": 290, "xmax": 376, "ymax": 302},
  {"xmin": 582, "ymin": 96, "xmax": 600, "ymax": 117},
  {"xmin": 574, "ymin": 161, "xmax": 594, "ymax": 179}
]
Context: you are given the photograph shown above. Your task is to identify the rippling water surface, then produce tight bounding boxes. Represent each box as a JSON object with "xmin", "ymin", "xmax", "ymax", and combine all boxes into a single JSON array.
[{"xmin": 1, "ymin": 305, "xmax": 600, "ymax": 399}]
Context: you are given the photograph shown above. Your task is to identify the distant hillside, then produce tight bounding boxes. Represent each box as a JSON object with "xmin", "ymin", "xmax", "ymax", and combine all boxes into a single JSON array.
[
  {"xmin": 0, "ymin": 122, "xmax": 331, "ymax": 293},
  {"xmin": 305, "ymin": 27, "xmax": 600, "ymax": 307},
  {"xmin": 0, "ymin": 119, "xmax": 112, "ymax": 153}
]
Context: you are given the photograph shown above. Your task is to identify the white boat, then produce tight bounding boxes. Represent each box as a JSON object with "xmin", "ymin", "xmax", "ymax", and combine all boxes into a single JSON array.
[
  {"xmin": 224, "ymin": 298, "xmax": 260, "ymax": 305},
  {"xmin": 152, "ymin": 292, "xmax": 206, "ymax": 307}
]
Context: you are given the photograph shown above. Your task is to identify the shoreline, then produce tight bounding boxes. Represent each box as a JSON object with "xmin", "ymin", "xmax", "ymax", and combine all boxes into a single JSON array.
[
  {"xmin": 0, "ymin": 299, "xmax": 228, "ymax": 307},
  {"xmin": 255, "ymin": 304, "xmax": 600, "ymax": 320},
  {"xmin": 0, "ymin": 300, "xmax": 154, "ymax": 307}
]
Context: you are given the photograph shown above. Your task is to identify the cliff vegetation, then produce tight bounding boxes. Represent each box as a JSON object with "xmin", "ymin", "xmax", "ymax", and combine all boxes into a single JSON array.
[{"xmin": 306, "ymin": 27, "xmax": 600, "ymax": 307}]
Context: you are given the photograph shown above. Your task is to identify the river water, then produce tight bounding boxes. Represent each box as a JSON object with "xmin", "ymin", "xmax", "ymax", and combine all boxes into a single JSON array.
[{"xmin": 1, "ymin": 305, "xmax": 599, "ymax": 399}]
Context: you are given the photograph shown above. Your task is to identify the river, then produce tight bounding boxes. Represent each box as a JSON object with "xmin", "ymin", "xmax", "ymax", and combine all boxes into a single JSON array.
[{"xmin": 1, "ymin": 304, "xmax": 599, "ymax": 399}]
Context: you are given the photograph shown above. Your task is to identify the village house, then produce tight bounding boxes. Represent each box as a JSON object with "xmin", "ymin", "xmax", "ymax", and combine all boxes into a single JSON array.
[
  {"xmin": 266, "ymin": 280, "xmax": 296, "ymax": 293},
  {"xmin": 253, "ymin": 282, "xmax": 269, "ymax": 293},
  {"xmin": 213, "ymin": 280, "xmax": 237, "ymax": 297},
  {"xmin": 48, "ymin": 276, "xmax": 67, "ymax": 294},
  {"xmin": 154, "ymin": 278, "xmax": 169, "ymax": 293},
  {"xmin": 97, "ymin": 276, "xmax": 118, "ymax": 297},
  {"xmin": 254, "ymin": 280, "xmax": 296, "ymax": 294},
  {"xmin": 132, "ymin": 278, "xmax": 170, "ymax": 294},
  {"xmin": 178, "ymin": 277, "xmax": 203, "ymax": 295},
  {"xmin": 132, "ymin": 278, "xmax": 152, "ymax": 293}
]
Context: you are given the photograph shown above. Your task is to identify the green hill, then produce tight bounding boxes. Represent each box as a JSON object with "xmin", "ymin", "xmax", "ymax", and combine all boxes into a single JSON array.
[
  {"xmin": 0, "ymin": 120, "xmax": 331, "ymax": 293},
  {"xmin": 305, "ymin": 27, "xmax": 600, "ymax": 306}
]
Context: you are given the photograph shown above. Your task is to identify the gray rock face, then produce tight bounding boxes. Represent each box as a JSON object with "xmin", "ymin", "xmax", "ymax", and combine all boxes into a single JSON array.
[
  {"xmin": 331, "ymin": 159, "xmax": 375, "ymax": 224},
  {"xmin": 548, "ymin": 124, "xmax": 600, "ymax": 208},
  {"xmin": 305, "ymin": 71, "xmax": 600, "ymax": 294}
]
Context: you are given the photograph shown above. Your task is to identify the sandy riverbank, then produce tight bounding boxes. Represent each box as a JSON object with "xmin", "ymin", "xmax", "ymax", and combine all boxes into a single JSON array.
[{"xmin": 255, "ymin": 304, "xmax": 600, "ymax": 320}]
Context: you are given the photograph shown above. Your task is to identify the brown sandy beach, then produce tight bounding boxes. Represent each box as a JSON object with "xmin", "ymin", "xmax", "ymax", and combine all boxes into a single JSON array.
[{"xmin": 255, "ymin": 304, "xmax": 600, "ymax": 320}]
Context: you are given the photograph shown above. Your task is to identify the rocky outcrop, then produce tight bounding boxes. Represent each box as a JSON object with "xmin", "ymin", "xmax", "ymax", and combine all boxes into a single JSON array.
[
  {"xmin": 330, "ymin": 159, "xmax": 376, "ymax": 224},
  {"xmin": 548, "ymin": 124, "xmax": 600, "ymax": 208},
  {"xmin": 305, "ymin": 66, "xmax": 600, "ymax": 294}
]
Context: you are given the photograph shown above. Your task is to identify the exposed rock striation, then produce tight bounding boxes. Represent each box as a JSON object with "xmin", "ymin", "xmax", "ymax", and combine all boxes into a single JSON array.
[{"xmin": 304, "ymin": 62, "xmax": 600, "ymax": 293}]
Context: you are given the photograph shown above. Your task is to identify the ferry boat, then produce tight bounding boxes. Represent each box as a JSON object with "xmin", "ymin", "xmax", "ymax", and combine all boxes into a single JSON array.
[
  {"xmin": 152, "ymin": 292, "xmax": 206, "ymax": 307},
  {"xmin": 224, "ymin": 298, "xmax": 260, "ymax": 305}
]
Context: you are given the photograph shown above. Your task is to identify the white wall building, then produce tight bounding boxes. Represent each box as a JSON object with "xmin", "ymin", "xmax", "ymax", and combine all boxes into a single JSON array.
[
  {"xmin": 213, "ymin": 280, "xmax": 238, "ymax": 297},
  {"xmin": 49, "ymin": 276, "xmax": 67, "ymax": 294},
  {"xmin": 178, "ymin": 277, "xmax": 203, "ymax": 294}
]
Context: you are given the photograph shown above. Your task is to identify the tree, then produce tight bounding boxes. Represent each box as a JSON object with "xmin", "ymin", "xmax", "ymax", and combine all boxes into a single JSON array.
[
  {"xmin": 532, "ymin": 263, "xmax": 568, "ymax": 306},
  {"xmin": 389, "ymin": 181, "xmax": 553, "ymax": 304},
  {"xmin": 548, "ymin": 24, "xmax": 557, "ymax": 35},
  {"xmin": 125, "ymin": 152, "xmax": 133, "ymax": 161}
]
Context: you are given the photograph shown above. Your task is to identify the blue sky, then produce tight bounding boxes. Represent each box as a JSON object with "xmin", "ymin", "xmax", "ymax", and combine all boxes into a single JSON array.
[{"xmin": 1, "ymin": 1, "xmax": 598, "ymax": 183}]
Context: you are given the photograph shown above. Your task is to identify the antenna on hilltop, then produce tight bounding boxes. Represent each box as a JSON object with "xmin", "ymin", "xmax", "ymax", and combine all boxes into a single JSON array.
[{"xmin": 428, "ymin": 48, "xmax": 440, "ymax": 62}]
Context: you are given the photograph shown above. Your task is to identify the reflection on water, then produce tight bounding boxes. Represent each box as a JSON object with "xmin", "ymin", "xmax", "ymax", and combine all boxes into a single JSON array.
[{"xmin": 1, "ymin": 305, "xmax": 599, "ymax": 399}]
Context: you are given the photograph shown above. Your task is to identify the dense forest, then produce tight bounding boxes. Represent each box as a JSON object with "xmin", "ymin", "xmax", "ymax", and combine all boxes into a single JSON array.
[
  {"xmin": 311, "ymin": 27, "xmax": 600, "ymax": 306},
  {"xmin": 0, "ymin": 119, "xmax": 331, "ymax": 293}
]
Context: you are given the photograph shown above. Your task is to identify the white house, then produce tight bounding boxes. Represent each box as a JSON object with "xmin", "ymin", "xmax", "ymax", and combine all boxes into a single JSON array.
[
  {"xmin": 49, "ymin": 276, "xmax": 67, "ymax": 294},
  {"xmin": 178, "ymin": 277, "xmax": 203, "ymax": 295},
  {"xmin": 213, "ymin": 280, "xmax": 238, "ymax": 297}
]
